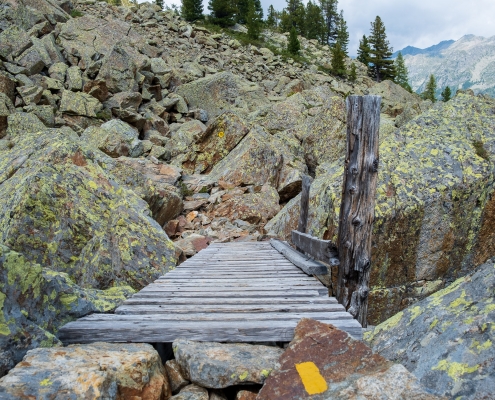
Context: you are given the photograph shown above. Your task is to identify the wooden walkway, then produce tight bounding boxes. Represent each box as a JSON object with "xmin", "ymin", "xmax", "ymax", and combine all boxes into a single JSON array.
[{"xmin": 59, "ymin": 241, "xmax": 362, "ymax": 344}]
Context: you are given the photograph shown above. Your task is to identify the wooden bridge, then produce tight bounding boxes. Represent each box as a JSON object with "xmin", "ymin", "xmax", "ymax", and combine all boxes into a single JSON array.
[
  {"xmin": 59, "ymin": 240, "xmax": 362, "ymax": 344},
  {"xmin": 59, "ymin": 95, "xmax": 381, "ymax": 345}
]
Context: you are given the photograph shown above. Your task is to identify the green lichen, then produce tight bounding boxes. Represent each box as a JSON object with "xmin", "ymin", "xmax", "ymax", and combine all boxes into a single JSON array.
[
  {"xmin": 261, "ymin": 369, "xmax": 272, "ymax": 378},
  {"xmin": 0, "ymin": 292, "xmax": 10, "ymax": 336},
  {"xmin": 238, "ymin": 371, "xmax": 249, "ymax": 381},
  {"xmin": 432, "ymin": 360, "xmax": 479, "ymax": 381}
]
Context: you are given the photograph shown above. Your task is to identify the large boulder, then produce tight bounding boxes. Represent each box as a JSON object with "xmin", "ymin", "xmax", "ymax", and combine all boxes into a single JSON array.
[
  {"xmin": 0, "ymin": 0, "xmax": 69, "ymax": 32},
  {"xmin": 176, "ymin": 72, "xmax": 268, "ymax": 119},
  {"xmin": 173, "ymin": 339, "xmax": 283, "ymax": 389},
  {"xmin": 365, "ymin": 259, "xmax": 495, "ymax": 399},
  {"xmin": 108, "ymin": 157, "xmax": 183, "ymax": 226},
  {"xmin": 258, "ymin": 318, "xmax": 443, "ymax": 399},
  {"xmin": 81, "ymin": 119, "xmax": 143, "ymax": 158},
  {"xmin": 266, "ymin": 93, "xmax": 495, "ymax": 324},
  {"xmin": 0, "ymin": 114, "xmax": 177, "ymax": 290},
  {"xmin": 0, "ymin": 93, "xmax": 15, "ymax": 138},
  {"xmin": 0, "ymin": 245, "xmax": 134, "ymax": 377},
  {"xmin": 0, "ymin": 343, "xmax": 171, "ymax": 399}
]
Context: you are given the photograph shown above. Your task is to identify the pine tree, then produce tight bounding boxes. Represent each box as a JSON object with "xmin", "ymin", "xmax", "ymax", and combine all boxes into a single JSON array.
[
  {"xmin": 155, "ymin": 0, "xmax": 164, "ymax": 9},
  {"xmin": 287, "ymin": 26, "xmax": 301, "ymax": 55},
  {"xmin": 422, "ymin": 74, "xmax": 437, "ymax": 102},
  {"xmin": 357, "ymin": 35, "xmax": 370, "ymax": 67},
  {"xmin": 208, "ymin": 0, "xmax": 236, "ymax": 27},
  {"xmin": 368, "ymin": 16, "xmax": 395, "ymax": 82},
  {"xmin": 181, "ymin": 0, "xmax": 204, "ymax": 21},
  {"xmin": 331, "ymin": 43, "xmax": 346, "ymax": 77},
  {"xmin": 441, "ymin": 86, "xmax": 452, "ymax": 102},
  {"xmin": 335, "ymin": 10, "xmax": 349, "ymax": 56},
  {"xmin": 394, "ymin": 52, "xmax": 412, "ymax": 92},
  {"xmin": 283, "ymin": 0, "xmax": 305, "ymax": 35},
  {"xmin": 235, "ymin": 0, "xmax": 249, "ymax": 24},
  {"xmin": 318, "ymin": 0, "xmax": 338, "ymax": 45},
  {"xmin": 305, "ymin": 1, "xmax": 325, "ymax": 43},
  {"xmin": 349, "ymin": 62, "xmax": 357, "ymax": 82},
  {"xmin": 246, "ymin": 0, "xmax": 262, "ymax": 39},
  {"xmin": 266, "ymin": 5, "xmax": 278, "ymax": 29}
]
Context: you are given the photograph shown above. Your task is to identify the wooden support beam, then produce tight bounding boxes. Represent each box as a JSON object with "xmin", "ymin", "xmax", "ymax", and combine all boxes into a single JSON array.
[
  {"xmin": 291, "ymin": 230, "xmax": 338, "ymax": 263},
  {"xmin": 270, "ymin": 239, "xmax": 328, "ymax": 275},
  {"xmin": 297, "ymin": 175, "xmax": 313, "ymax": 234},
  {"xmin": 337, "ymin": 95, "xmax": 380, "ymax": 328}
]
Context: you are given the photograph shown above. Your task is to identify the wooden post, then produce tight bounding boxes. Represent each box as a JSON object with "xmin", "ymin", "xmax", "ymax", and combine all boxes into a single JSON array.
[
  {"xmin": 296, "ymin": 175, "xmax": 312, "ymax": 252},
  {"xmin": 336, "ymin": 95, "xmax": 380, "ymax": 327}
]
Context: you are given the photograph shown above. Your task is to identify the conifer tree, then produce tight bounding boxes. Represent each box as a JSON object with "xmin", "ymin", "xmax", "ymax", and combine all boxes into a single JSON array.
[
  {"xmin": 266, "ymin": 5, "xmax": 278, "ymax": 29},
  {"xmin": 181, "ymin": 0, "xmax": 204, "ymax": 21},
  {"xmin": 394, "ymin": 52, "xmax": 412, "ymax": 92},
  {"xmin": 305, "ymin": 1, "xmax": 325, "ymax": 43},
  {"xmin": 208, "ymin": 0, "xmax": 236, "ymax": 27},
  {"xmin": 422, "ymin": 74, "xmax": 437, "ymax": 102},
  {"xmin": 368, "ymin": 16, "xmax": 395, "ymax": 82},
  {"xmin": 357, "ymin": 35, "xmax": 370, "ymax": 67},
  {"xmin": 279, "ymin": 10, "xmax": 292, "ymax": 32},
  {"xmin": 285, "ymin": 0, "xmax": 306, "ymax": 35},
  {"xmin": 441, "ymin": 86, "xmax": 452, "ymax": 102},
  {"xmin": 335, "ymin": 10, "xmax": 349, "ymax": 55},
  {"xmin": 319, "ymin": 0, "xmax": 338, "ymax": 45},
  {"xmin": 288, "ymin": 26, "xmax": 301, "ymax": 55},
  {"xmin": 155, "ymin": 0, "xmax": 164, "ymax": 9},
  {"xmin": 246, "ymin": 0, "xmax": 262, "ymax": 39},
  {"xmin": 349, "ymin": 62, "xmax": 357, "ymax": 82},
  {"xmin": 331, "ymin": 42, "xmax": 346, "ymax": 76}
]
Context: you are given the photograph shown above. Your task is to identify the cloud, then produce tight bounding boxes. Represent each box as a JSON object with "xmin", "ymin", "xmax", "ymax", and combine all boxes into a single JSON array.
[{"xmin": 145, "ymin": 0, "xmax": 495, "ymax": 56}]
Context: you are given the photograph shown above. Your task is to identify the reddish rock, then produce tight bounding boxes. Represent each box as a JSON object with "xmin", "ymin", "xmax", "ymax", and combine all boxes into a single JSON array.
[
  {"xmin": 257, "ymin": 319, "xmax": 444, "ymax": 400},
  {"xmin": 165, "ymin": 220, "xmax": 180, "ymax": 237},
  {"xmin": 235, "ymin": 389, "xmax": 258, "ymax": 400},
  {"xmin": 165, "ymin": 359, "xmax": 190, "ymax": 394},
  {"xmin": 175, "ymin": 234, "xmax": 212, "ymax": 257}
]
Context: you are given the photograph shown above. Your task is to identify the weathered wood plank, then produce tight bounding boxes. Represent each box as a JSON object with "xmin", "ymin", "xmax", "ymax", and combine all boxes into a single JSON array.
[
  {"xmin": 337, "ymin": 95, "xmax": 380, "ymax": 328},
  {"xmin": 270, "ymin": 239, "xmax": 328, "ymax": 275},
  {"xmin": 124, "ymin": 296, "xmax": 338, "ymax": 304},
  {"xmin": 115, "ymin": 303, "xmax": 344, "ymax": 314},
  {"xmin": 291, "ymin": 230, "xmax": 339, "ymax": 263},
  {"xmin": 138, "ymin": 289, "xmax": 328, "ymax": 297},
  {"xmin": 150, "ymin": 281, "xmax": 323, "ymax": 288},
  {"xmin": 59, "ymin": 318, "xmax": 363, "ymax": 344},
  {"xmin": 297, "ymin": 175, "xmax": 312, "ymax": 235}
]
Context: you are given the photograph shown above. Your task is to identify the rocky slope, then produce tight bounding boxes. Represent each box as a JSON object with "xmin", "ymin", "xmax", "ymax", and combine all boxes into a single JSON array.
[
  {"xmin": 0, "ymin": 0, "xmax": 495, "ymax": 386},
  {"xmin": 398, "ymin": 35, "xmax": 495, "ymax": 97}
]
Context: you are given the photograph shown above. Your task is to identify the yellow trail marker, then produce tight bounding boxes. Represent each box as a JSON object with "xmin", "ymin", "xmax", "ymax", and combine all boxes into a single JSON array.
[{"xmin": 295, "ymin": 362, "xmax": 328, "ymax": 395}]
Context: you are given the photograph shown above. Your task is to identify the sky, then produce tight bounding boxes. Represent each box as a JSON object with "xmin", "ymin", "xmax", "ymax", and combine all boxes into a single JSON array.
[{"xmin": 150, "ymin": 0, "xmax": 495, "ymax": 56}]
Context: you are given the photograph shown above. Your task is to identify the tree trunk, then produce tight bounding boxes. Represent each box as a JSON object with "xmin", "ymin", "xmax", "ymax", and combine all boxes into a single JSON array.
[{"xmin": 336, "ymin": 95, "xmax": 380, "ymax": 327}]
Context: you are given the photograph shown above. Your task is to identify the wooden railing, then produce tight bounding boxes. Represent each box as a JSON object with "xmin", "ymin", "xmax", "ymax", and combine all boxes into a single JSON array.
[{"xmin": 287, "ymin": 95, "xmax": 381, "ymax": 327}]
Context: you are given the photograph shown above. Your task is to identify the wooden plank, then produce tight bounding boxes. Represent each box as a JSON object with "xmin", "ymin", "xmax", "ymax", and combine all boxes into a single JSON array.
[
  {"xmin": 291, "ymin": 230, "xmax": 339, "ymax": 263},
  {"xmin": 80, "ymin": 311, "xmax": 352, "ymax": 322},
  {"xmin": 138, "ymin": 289, "xmax": 328, "ymax": 297},
  {"xmin": 337, "ymin": 95, "xmax": 380, "ymax": 328},
  {"xmin": 297, "ymin": 175, "xmax": 312, "ymax": 235},
  {"xmin": 141, "ymin": 285, "xmax": 324, "ymax": 292},
  {"xmin": 155, "ymin": 278, "xmax": 320, "ymax": 284},
  {"xmin": 115, "ymin": 303, "xmax": 343, "ymax": 314},
  {"xmin": 270, "ymin": 239, "xmax": 328, "ymax": 275},
  {"xmin": 150, "ymin": 281, "xmax": 323, "ymax": 288},
  {"xmin": 124, "ymin": 296, "xmax": 337, "ymax": 304},
  {"xmin": 58, "ymin": 318, "xmax": 363, "ymax": 344}
]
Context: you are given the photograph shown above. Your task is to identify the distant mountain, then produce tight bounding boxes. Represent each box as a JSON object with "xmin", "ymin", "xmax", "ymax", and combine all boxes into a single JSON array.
[
  {"xmin": 394, "ymin": 35, "xmax": 495, "ymax": 97},
  {"xmin": 392, "ymin": 40, "xmax": 455, "ymax": 58}
]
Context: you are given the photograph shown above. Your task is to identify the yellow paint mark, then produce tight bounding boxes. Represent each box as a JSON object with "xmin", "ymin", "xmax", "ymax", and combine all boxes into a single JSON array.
[
  {"xmin": 40, "ymin": 378, "xmax": 53, "ymax": 387},
  {"xmin": 218, "ymin": 131, "xmax": 225, "ymax": 138},
  {"xmin": 295, "ymin": 362, "xmax": 328, "ymax": 395}
]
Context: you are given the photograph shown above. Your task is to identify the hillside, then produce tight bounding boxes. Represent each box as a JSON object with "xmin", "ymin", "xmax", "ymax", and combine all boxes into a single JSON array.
[
  {"xmin": 1, "ymin": 0, "xmax": 495, "ymax": 397},
  {"xmin": 396, "ymin": 35, "xmax": 495, "ymax": 96}
]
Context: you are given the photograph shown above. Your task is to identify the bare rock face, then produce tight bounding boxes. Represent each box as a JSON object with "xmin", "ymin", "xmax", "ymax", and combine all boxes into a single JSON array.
[
  {"xmin": 258, "ymin": 319, "xmax": 443, "ymax": 400},
  {"xmin": 365, "ymin": 259, "xmax": 495, "ymax": 399},
  {"xmin": 0, "ymin": 343, "xmax": 171, "ymax": 399},
  {"xmin": 172, "ymin": 339, "xmax": 283, "ymax": 389}
]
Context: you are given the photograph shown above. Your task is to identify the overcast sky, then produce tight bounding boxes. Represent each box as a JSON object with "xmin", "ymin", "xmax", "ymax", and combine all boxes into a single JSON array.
[{"xmin": 154, "ymin": 0, "xmax": 495, "ymax": 56}]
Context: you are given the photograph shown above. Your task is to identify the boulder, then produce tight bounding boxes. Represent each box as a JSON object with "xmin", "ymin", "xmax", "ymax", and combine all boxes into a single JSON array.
[
  {"xmin": 169, "ymin": 120, "xmax": 206, "ymax": 158},
  {"xmin": 257, "ymin": 318, "xmax": 443, "ymax": 400},
  {"xmin": 0, "ymin": 245, "xmax": 134, "ymax": 377},
  {"xmin": 0, "ymin": 93, "xmax": 15, "ymax": 138},
  {"xmin": 178, "ymin": 111, "xmax": 250, "ymax": 174},
  {"xmin": 0, "ymin": 343, "xmax": 170, "ymax": 399},
  {"xmin": 1, "ymin": 0, "xmax": 69, "ymax": 32},
  {"xmin": 365, "ymin": 259, "xmax": 495, "ymax": 399},
  {"xmin": 15, "ymin": 47, "xmax": 45, "ymax": 76},
  {"xmin": 173, "ymin": 339, "xmax": 283, "ymax": 389},
  {"xmin": 16, "ymin": 85, "xmax": 43, "ymax": 105},
  {"xmin": 213, "ymin": 185, "xmax": 280, "ymax": 225},
  {"xmin": 65, "ymin": 66, "xmax": 83, "ymax": 92},
  {"xmin": 151, "ymin": 57, "xmax": 170, "ymax": 75},
  {"xmin": 60, "ymin": 90, "xmax": 102, "ymax": 117},
  {"xmin": 81, "ymin": 119, "xmax": 143, "ymax": 158},
  {"xmin": 108, "ymin": 157, "xmax": 183, "ymax": 226},
  {"xmin": 0, "ymin": 114, "xmax": 177, "ymax": 290},
  {"xmin": 0, "ymin": 26, "xmax": 32, "ymax": 60},
  {"xmin": 106, "ymin": 91, "xmax": 143, "ymax": 112},
  {"xmin": 165, "ymin": 359, "xmax": 189, "ymax": 394},
  {"xmin": 0, "ymin": 72, "xmax": 16, "ymax": 102},
  {"xmin": 174, "ymin": 234, "xmax": 211, "ymax": 257},
  {"xmin": 171, "ymin": 384, "xmax": 208, "ymax": 400},
  {"xmin": 48, "ymin": 62, "xmax": 68, "ymax": 82},
  {"xmin": 97, "ymin": 45, "xmax": 139, "ymax": 94},
  {"xmin": 176, "ymin": 72, "xmax": 267, "ymax": 119},
  {"xmin": 266, "ymin": 93, "xmax": 495, "ymax": 324},
  {"xmin": 83, "ymin": 80, "xmax": 109, "ymax": 102}
]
